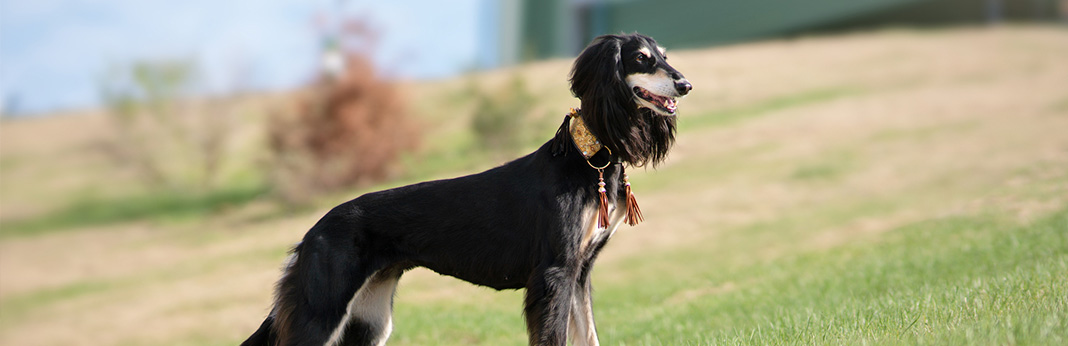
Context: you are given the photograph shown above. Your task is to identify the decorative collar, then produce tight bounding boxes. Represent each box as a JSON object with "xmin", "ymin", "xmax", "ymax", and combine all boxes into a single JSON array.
[
  {"xmin": 568, "ymin": 108, "xmax": 603, "ymax": 160},
  {"xmin": 566, "ymin": 108, "xmax": 643, "ymax": 228}
]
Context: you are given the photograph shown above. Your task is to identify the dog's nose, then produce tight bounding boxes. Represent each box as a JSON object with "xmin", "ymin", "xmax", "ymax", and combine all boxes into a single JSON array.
[{"xmin": 675, "ymin": 79, "xmax": 692, "ymax": 96}]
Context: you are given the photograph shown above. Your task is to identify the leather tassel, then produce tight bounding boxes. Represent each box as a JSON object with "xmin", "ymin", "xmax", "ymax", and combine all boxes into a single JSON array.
[
  {"xmin": 596, "ymin": 169, "xmax": 610, "ymax": 228},
  {"xmin": 623, "ymin": 173, "xmax": 643, "ymax": 226}
]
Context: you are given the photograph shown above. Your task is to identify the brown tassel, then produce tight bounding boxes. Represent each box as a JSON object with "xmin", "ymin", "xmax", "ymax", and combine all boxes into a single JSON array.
[
  {"xmin": 623, "ymin": 173, "xmax": 643, "ymax": 226},
  {"xmin": 596, "ymin": 169, "xmax": 610, "ymax": 228}
]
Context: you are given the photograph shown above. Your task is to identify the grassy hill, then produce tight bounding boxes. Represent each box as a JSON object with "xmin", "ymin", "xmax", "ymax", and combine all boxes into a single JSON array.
[{"xmin": 1, "ymin": 25, "xmax": 1066, "ymax": 345}]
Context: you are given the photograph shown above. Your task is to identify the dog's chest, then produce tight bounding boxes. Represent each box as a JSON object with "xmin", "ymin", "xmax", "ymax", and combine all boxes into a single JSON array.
[{"xmin": 579, "ymin": 202, "xmax": 625, "ymax": 253}]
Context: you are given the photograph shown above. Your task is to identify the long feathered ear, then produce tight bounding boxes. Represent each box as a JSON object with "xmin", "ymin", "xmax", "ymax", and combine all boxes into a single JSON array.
[
  {"xmin": 570, "ymin": 35, "xmax": 628, "ymax": 106},
  {"xmin": 555, "ymin": 35, "xmax": 624, "ymax": 159},
  {"xmin": 569, "ymin": 35, "xmax": 643, "ymax": 166}
]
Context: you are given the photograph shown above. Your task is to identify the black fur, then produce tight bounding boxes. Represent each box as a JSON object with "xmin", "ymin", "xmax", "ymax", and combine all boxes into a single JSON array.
[{"xmin": 242, "ymin": 33, "xmax": 689, "ymax": 346}]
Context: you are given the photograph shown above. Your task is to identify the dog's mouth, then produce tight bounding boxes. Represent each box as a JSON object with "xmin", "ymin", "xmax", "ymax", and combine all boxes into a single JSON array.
[{"xmin": 633, "ymin": 86, "xmax": 677, "ymax": 115}]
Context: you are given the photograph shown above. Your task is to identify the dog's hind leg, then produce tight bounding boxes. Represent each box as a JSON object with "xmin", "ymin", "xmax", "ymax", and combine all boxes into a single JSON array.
[
  {"xmin": 331, "ymin": 269, "xmax": 402, "ymax": 346},
  {"xmin": 271, "ymin": 215, "xmax": 377, "ymax": 346}
]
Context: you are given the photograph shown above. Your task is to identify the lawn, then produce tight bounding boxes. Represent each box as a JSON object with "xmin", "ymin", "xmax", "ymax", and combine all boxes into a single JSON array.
[{"xmin": 1, "ymin": 25, "xmax": 1066, "ymax": 345}]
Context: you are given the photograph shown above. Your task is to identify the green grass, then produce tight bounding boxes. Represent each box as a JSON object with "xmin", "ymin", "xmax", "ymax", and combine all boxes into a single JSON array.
[
  {"xmin": 0, "ymin": 279, "xmax": 117, "ymax": 320},
  {"xmin": 0, "ymin": 183, "xmax": 268, "ymax": 238},
  {"xmin": 789, "ymin": 149, "xmax": 857, "ymax": 182},
  {"xmin": 1049, "ymin": 95, "xmax": 1068, "ymax": 113},
  {"xmin": 380, "ymin": 207, "xmax": 1068, "ymax": 346},
  {"xmin": 0, "ymin": 242, "xmax": 290, "ymax": 323},
  {"xmin": 600, "ymin": 209, "xmax": 1066, "ymax": 345}
]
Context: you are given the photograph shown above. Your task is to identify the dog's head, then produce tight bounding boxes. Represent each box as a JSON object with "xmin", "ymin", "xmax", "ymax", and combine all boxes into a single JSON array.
[{"xmin": 568, "ymin": 33, "xmax": 691, "ymax": 167}]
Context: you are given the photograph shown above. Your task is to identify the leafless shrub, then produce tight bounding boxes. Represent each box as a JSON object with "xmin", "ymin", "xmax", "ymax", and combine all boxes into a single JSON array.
[{"xmin": 99, "ymin": 60, "xmax": 235, "ymax": 191}]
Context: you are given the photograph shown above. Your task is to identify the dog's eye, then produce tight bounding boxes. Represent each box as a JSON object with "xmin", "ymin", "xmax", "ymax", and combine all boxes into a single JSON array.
[{"xmin": 635, "ymin": 55, "xmax": 645, "ymax": 63}]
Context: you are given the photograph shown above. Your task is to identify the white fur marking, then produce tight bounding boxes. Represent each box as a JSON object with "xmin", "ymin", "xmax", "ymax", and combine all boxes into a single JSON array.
[
  {"xmin": 579, "ymin": 202, "xmax": 625, "ymax": 254},
  {"xmin": 574, "ymin": 206, "xmax": 616, "ymax": 346},
  {"xmin": 626, "ymin": 69, "xmax": 679, "ymax": 115},
  {"xmin": 325, "ymin": 271, "xmax": 399, "ymax": 346},
  {"xmin": 358, "ymin": 275, "xmax": 397, "ymax": 346},
  {"xmin": 626, "ymin": 69, "xmax": 675, "ymax": 97},
  {"xmin": 568, "ymin": 293, "xmax": 600, "ymax": 346}
]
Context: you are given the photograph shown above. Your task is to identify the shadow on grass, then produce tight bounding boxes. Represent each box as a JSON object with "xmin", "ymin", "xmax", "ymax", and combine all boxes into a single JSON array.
[{"xmin": 0, "ymin": 184, "xmax": 269, "ymax": 238}]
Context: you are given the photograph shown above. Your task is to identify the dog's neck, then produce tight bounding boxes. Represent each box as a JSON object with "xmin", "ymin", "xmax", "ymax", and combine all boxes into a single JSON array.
[
  {"xmin": 567, "ymin": 108, "xmax": 603, "ymax": 160},
  {"xmin": 563, "ymin": 108, "xmax": 643, "ymax": 227}
]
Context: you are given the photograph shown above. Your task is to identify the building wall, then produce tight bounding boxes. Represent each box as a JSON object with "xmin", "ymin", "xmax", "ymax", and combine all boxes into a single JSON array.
[
  {"xmin": 517, "ymin": 0, "xmax": 1064, "ymax": 60},
  {"xmin": 812, "ymin": 0, "xmax": 1064, "ymax": 30},
  {"xmin": 521, "ymin": 0, "xmax": 564, "ymax": 60},
  {"xmin": 599, "ymin": 0, "xmax": 924, "ymax": 50}
]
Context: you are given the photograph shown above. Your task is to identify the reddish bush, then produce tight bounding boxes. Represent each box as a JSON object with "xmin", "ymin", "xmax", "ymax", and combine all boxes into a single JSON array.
[{"xmin": 267, "ymin": 56, "xmax": 418, "ymax": 204}]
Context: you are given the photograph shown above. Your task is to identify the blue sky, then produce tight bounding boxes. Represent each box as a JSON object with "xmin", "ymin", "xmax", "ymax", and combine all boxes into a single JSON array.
[{"xmin": 0, "ymin": 0, "xmax": 487, "ymax": 115}]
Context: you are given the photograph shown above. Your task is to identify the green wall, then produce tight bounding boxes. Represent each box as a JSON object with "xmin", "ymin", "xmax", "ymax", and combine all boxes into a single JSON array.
[
  {"xmin": 519, "ymin": 0, "xmax": 1063, "ymax": 60},
  {"xmin": 599, "ymin": 0, "xmax": 923, "ymax": 49}
]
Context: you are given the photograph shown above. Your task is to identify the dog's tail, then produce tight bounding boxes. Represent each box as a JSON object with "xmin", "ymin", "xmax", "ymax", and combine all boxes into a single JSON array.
[
  {"xmin": 242, "ymin": 244, "xmax": 300, "ymax": 346},
  {"xmin": 243, "ymin": 243, "xmax": 302, "ymax": 346},
  {"xmin": 240, "ymin": 314, "xmax": 276, "ymax": 346}
]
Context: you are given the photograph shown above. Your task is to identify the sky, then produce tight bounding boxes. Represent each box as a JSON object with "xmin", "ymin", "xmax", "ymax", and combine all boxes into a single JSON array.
[{"xmin": 0, "ymin": 0, "xmax": 487, "ymax": 116}]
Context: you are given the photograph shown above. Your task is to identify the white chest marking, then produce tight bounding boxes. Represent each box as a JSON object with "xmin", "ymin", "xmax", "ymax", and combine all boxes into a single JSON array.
[{"xmin": 579, "ymin": 203, "xmax": 625, "ymax": 253}]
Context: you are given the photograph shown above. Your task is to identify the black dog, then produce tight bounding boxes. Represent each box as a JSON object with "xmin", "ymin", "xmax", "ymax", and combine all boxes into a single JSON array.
[{"xmin": 242, "ymin": 33, "xmax": 690, "ymax": 346}]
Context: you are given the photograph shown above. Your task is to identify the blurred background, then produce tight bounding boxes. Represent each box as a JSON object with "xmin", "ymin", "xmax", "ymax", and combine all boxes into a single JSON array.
[{"xmin": 1, "ymin": 1, "xmax": 1066, "ymax": 345}]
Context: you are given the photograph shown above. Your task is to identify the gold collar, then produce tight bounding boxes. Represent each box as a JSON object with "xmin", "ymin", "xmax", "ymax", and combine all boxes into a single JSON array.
[
  {"xmin": 566, "ymin": 108, "xmax": 642, "ymax": 227},
  {"xmin": 568, "ymin": 108, "xmax": 602, "ymax": 160}
]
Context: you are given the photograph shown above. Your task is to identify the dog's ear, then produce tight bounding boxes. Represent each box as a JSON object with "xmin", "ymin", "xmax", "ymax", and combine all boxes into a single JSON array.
[
  {"xmin": 555, "ymin": 36, "xmax": 625, "ymax": 158},
  {"xmin": 568, "ymin": 35, "xmax": 637, "ymax": 162},
  {"xmin": 569, "ymin": 35, "xmax": 626, "ymax": 101}
]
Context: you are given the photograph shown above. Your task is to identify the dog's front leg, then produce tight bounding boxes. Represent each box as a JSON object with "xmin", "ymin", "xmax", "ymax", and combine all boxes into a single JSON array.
[
  {"xmin": 568, "ymin": 278, "xmax": 599, "ymax": 346},
  {"xmin": 524, "ymin": 266, "xmax": 576, "ymax": 346}
]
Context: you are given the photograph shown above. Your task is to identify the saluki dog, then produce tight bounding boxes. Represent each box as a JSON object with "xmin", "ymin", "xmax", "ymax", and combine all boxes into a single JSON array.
[{"xmin": 241, "ymin": 33, "xmax": 691, "ymax": 346}]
